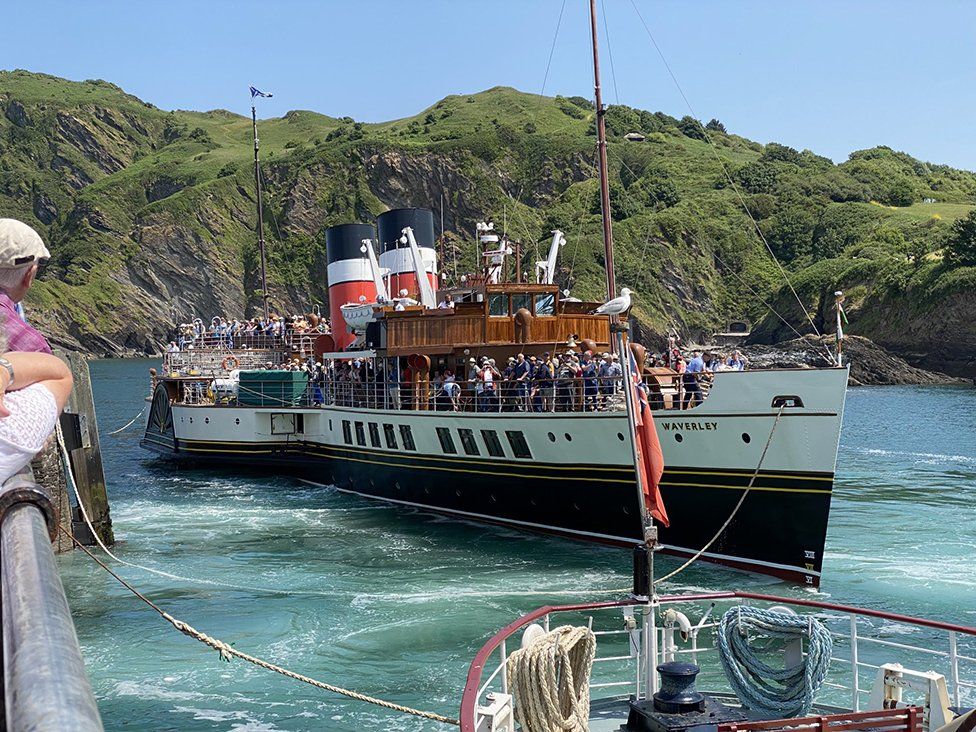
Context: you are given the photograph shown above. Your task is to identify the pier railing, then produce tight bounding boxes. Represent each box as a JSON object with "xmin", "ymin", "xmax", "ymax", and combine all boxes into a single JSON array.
[{"xmin": 0, "ymin": 472, "xmax": 102, "ymax": 730}]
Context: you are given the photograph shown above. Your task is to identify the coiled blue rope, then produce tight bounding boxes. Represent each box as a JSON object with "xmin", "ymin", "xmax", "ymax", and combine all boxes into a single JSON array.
[{"xmin": 717, "ymin": 606, "xmax": 833, "ymax": 719}]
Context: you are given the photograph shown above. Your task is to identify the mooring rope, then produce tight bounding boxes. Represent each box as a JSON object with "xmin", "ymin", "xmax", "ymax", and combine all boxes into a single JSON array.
[
  {"xmin": 717, "ymin": 605, "xmax": 833, "ymax": 718},
  {"xmin": 506, "ymin": 625, "xmax": 596, "ymax": 732},
  {"xmin": 55, "ymin": 425, "xmax": 336, "ymax": 597},
  {"xmin": 105, "ymin": 405, "xmax": 147, "ymax": 436},
  {"xmin": 654, "ymin": 405, "xmax": 786, "ymax": 585},
  {"xmin": 61, "ymin": 527, "xmax": 459, "ymax": 726}
]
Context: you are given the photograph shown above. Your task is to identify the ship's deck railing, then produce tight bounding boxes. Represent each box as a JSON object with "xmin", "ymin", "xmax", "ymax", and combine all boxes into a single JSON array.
[
  {"xmin": 461, "ymin": 591, "xmax": 976, "ymax": 732},
  {"xmin": 196, "ymin": 375, "xmax": 659, "ymax": 414},
  {"xmin": 0, "ymin": 472, "xmax": 102, "ymax": 730},
  {"xmin": 181, "ymin": 373, "xmax": 724, "ymax": 413}
]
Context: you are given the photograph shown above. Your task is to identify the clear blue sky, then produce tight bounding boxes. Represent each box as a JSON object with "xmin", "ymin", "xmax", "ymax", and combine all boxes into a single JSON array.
[{"xmin": 4, "ymin": 1, "xmax": 975, "ymax": 170}]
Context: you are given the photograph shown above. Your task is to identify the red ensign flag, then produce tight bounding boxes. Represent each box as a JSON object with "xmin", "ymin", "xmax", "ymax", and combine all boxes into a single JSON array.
[{"xmin": 629, "ymin": 352, "xmax": 669, "ymax": 527}]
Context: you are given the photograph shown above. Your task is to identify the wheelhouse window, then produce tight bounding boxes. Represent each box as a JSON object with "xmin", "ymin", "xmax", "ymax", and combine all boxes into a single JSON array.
[
  {"xmin": 481, "ymin": 429, "xmax": 505, "ymax": 458},
  {"xmin": 355, "ymin": 421, "xmax": 366, "ymax": 447},
  {"xmin": 342, "ymin": 420, "xmax": 352, "ymax": 445},
  {"xmin": 383, "ymin": 423, "xmax": 398, "ymax": 449},
  {"xmin": 505, "ymin": 430, "xmax": 532, "ymax": 459},
  {"xmin": 399, "ymin": 424, "xmax": 416, "ymax": 451},
  {"xmin": 457, "ymin": 428, "xmax": 480, "ymax": 456},
  {"xmin": 534, "ymin": 293, "xmax": 555, "ymax": 316},
  {"xmin": 368, "ymin": 422, "xmax": 381, "ymax": 448},
  {"xmin": 488, "ymin": 293, "xmax": 509, "ymax": 316},
  {"xmin": 512, "ymin": 293, "xmax": 531, "ymax": 314},
  {"xmin": 436, "ymin": 427, "xmax": 457, "ymax": 454}
]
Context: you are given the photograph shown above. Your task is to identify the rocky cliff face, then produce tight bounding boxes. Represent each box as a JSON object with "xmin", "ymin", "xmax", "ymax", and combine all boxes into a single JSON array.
[{"xmin": 1, "ymin": 71, "xmax": 973, "ymax": 369}]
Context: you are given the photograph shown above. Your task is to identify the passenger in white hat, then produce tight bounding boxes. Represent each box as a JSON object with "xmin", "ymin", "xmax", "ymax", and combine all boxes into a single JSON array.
[{"xmin": 0, "ymin": 219, "xmax": 52, "ymax": 354}]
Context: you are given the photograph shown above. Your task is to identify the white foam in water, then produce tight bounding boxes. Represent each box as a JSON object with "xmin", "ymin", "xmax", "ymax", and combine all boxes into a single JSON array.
[{"xmin": 71, "ymin": 365, "xmax": 976, "ymax": 730}]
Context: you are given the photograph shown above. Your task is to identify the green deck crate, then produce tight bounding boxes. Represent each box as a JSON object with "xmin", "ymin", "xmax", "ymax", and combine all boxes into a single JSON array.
[{"xmin": 237, "ymin": 370, "xmax": 308, "ymax": 406}]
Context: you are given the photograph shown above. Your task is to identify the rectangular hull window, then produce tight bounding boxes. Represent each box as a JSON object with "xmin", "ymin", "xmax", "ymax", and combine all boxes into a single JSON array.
[
  {"xmin": 342, "ymin": 420, "xmax": 352, "ymax": 445},
  {"xmin": 399, "ymin": 424, "xmax": 416, "ymax": 451},
  {"xmin": 355, "ymin": 422, "xmax": 366, "ymax": 447},
  {"xmin": 436, "ymin": 427, "xmax": 457, "ymax": 454},
  {"xmin": 368, "ymin": 422, "xmax": 381, "ymax": 448},
  {"xmin": 458, "ymin": 428, "xmax": 480, "ymax": 456},
  {"xmin": 481, "ymin": 429, "xmax": 506, "ymax": 458},
  {"xmin": 505, "ymin": 430, "xmax": 532, "ymax": 459},
  {"xmin": 383, "ymin": 423, "xmax": 398, "ymax": 449}
]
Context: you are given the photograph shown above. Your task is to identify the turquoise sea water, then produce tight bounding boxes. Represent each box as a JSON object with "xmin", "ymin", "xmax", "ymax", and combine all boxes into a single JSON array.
[{"xmin": 58, "ymin": 359, "xmax": 976, "ymax": 731}]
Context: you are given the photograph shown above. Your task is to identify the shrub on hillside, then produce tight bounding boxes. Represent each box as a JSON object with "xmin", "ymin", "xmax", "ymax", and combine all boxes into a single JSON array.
[
  {"xmin": 945, "ymin": 210, "xmax": 976, "ymax": 265},
  {"xmin": 677, "ymin": 115, "xmax": 705, "ymax": 140}
]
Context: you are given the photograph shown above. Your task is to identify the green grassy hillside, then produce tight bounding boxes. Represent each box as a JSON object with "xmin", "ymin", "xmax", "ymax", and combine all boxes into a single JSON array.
[{"xmin": 0, "ymin": 70, "xmax": 973, "ymax": 371}]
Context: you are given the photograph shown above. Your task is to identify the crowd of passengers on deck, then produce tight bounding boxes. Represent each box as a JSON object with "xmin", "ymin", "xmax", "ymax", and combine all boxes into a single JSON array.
[
  {"xmin": 169, "ymin": 314, "xmax": 329, "ymax": 351},
  {"xmin": 229, "ymin": 341, "xmax": 748, "ymax": 413}
]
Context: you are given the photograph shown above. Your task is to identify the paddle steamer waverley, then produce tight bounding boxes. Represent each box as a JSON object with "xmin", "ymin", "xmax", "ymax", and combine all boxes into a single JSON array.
[
  {"xmin": 142, "ymin": 12, "xmax": 848, "ymax": 585},
  {"xmin": 142, "ymin": 199, "xmax": 847, "ymax": 586}
]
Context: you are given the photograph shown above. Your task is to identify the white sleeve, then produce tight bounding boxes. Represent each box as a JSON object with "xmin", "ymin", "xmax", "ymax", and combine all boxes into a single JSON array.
[{"xmin": 0, "ymin": 384, "xmax": 60, "ymax": 454}]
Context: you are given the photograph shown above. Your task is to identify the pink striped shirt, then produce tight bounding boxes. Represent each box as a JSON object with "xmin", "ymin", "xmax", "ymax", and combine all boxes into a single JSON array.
[{"xmin": 0, "ymin": 293, "xmax": 51, "ymax": 354}]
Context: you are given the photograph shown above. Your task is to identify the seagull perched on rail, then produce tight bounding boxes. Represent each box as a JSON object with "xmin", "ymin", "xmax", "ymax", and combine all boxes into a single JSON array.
[{"xmin": 592, "ymin": 287, "xmax": 633, "ymax": 316}]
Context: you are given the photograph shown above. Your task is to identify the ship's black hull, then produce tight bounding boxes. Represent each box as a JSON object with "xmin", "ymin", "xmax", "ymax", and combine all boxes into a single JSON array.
[{"xmin": 141, "ymin": 434, "xmax": 831, "ymax": 586}]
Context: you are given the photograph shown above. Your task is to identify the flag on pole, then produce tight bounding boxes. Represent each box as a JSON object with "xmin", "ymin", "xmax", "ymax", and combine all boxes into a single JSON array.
[
  {"xmin": 628, "ymin": 350, "xmax": 669, "ymax": 527},
  {"xmin": 249, "ymin": 86, "xmax": 273, "ymax": 99}
]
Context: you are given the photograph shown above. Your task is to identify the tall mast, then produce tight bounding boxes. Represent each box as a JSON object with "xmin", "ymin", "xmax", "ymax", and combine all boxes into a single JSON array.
[
  {"xmin": 251, "ymin": 103, "xmax": 270, "ymax": 320},
  {"xmin": 589, "ymin": 0, "xmax": 616, "ymax": 302}
]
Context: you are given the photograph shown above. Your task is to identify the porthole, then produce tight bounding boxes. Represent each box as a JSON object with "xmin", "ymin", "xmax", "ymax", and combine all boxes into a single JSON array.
[
  {"xmin": 741, "ymin": 433, "xmax": 751, "ymax": 444},
  {"xmin": 623, "ymin": 505, "xmax": 630, "ymax": 514},
  {"xmin": 548, "ymin": 432, "xmax": 556, "ymax": 442},
  {"xmin": 204, "ymin": 417, "xmax": 210, "ymax": 424},
  {"xmin": 564, "ymin": 433, "xmax": 573, "ymax": 442},
  {"xmin": 395, "ymin": 482, "xmax": 401, "ymax": 491},
  {"xmin": 456, "ymin": 490, "xmax": 462, "ymax": 497},
  {"xmin": 617, "ymin": 433, "xmax": 625, "ymax": 441},
  {"xmin": 573, "ymin": 502, "xmax": 580, "ymax": 511},
  {"xmin": 674, "ymin": 433, "xmax": 683, "ymax": 443},
  {"xmin": 189, "ymin": 417, "xmax": 193, "ymax": 424},
  {"xmin": 490, "ymin": 494, "xmax": 497, "ymax": 503},
  {"xmin": 235, "ymin": 418, "xmax": 240, "ymax": 425}
]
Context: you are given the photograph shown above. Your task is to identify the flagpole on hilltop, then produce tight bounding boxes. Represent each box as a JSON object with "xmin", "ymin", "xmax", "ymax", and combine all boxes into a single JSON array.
[{"xmin": 250, "ymin": 86, "xmax": 273, "ymax": 320}]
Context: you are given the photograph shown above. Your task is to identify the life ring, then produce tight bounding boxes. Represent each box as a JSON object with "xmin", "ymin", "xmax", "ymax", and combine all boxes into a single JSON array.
[{"xmin": 222, "ymin": 356, "xmax": 240, "ymax": 370}]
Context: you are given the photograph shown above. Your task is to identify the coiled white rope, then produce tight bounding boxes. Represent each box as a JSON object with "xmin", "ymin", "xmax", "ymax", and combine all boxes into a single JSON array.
[
  {"xmin": 506, "ymin": 625, "xmax": 596, "ymax": 732},
  {"xmin": 717, "ymin": 606, "xmax": 833, "ymax": 718}
]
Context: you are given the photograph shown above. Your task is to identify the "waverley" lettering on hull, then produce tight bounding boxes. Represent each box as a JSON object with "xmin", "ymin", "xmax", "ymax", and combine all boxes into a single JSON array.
[{"xmin": 659, "ymin": 422, "xmax": 719, "ymax": 432}]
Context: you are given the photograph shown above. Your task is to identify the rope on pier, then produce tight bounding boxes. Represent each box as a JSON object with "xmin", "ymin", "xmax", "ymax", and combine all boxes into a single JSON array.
[
  {"xmin": 55, "ymin": 425, "xmax": 336, "ymax": 597},
  {"xmin": 63, "ymin": 528, "xmax": 460, "ymax": 726},
  {"xmin": 105, "ymin": 405, "xmax": 147, "ymax": 436}
]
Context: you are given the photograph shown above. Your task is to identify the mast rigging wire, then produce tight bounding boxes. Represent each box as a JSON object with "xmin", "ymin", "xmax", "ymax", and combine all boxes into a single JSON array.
[
  {"xmin": 540, "ymin": 0, "xmax": 568, "ymax": 96},
  {"xmin": 603, "ymin": 144, "xmax": 816, "ymax": 346},
  {"xmin": 601, "ymin": 0, "xmax": 621, "ymax": 104},
  {"xmin": 625, "ymin": 0, "xmax": 821, "ymax": 337}
]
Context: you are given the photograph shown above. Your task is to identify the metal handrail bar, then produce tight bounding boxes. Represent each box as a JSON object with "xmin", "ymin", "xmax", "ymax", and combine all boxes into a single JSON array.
[
  {"xmin": 0, "ymin": 472, "xmax": 102, "ymax": 730},
  {"xmin": 589, "ymin": 680, "xmax": 637, "ymax": 689},
  {"xmin": 593, "ymin": 654, "xmax": 636, "ymax": 664},
  {"xmin": 854, "ymin": 637, "xmax": 953, "ymax": 657}
]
